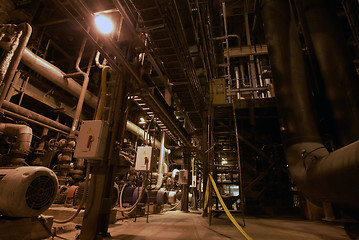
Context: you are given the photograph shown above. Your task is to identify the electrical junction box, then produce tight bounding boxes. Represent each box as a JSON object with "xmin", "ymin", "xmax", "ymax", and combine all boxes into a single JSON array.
[
  {"xmin": 210, "ymin": 78, "xmax": 226, "ymax": 104},
  {"xmin": 178, "ymin": 170, "xmax": 189, "ymax": 185},
  {"xmin": 74, "ymin": 120, "xmax": 109, "ymax": 160},
  {"xmin": 135, "ymin": 146, "xmax": 158, "ymax": 171},
  {"xmin": 190, "ymin": 175, "xmax": 197, "ymax": 188}
]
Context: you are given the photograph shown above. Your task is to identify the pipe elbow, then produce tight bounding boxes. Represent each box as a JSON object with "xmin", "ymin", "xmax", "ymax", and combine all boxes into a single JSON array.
[{"xmin": 0, "ymin": 123, "xmax": 33, "ymax": 155}]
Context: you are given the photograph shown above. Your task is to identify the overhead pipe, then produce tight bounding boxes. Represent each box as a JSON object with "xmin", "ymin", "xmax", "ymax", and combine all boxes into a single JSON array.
[
  {"xmin": 0, "ymin": 123, "xmax": 32, "ymax": 165},
  {"xmin": 155, "ymin": 131, "xmax": 166, "ymax": 189},
  {"xmin": 0, "ymin": 23, "xmax": 32, "ymax": 108},
  {"xmin": 0, "ymin": 43, "xmax": 98, "ymax": 109},
  {"xmin": 261, "ymin": 0, "xmax": 359, "ymax": 213},
  {"xmin": 299, "ymin": 0, "xmax": 359, "ymax": 146},
  {"xmin": 2, "ymin": 100, "xmax": 71, "ymax": 133}
]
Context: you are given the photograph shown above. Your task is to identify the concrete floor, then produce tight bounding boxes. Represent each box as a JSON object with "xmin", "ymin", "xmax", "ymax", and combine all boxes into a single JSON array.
[{"xmin": 52, "ymin": 210, "xmax": 350, "ymax": 240}]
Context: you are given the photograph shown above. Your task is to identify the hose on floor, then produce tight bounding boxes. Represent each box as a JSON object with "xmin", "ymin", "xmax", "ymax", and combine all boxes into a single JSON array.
[{"xmin": 202, "ymin": 174, "xmax": 253, "ymax": 240}]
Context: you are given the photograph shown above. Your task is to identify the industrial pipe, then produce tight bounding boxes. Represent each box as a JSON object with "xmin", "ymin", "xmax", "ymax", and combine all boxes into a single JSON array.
[
  {"xmin": 261, "ymin": 0, "xmax": 359, "ymax": 213},
  {"xmin": 0, "ymin": 23, "xmax": 32, "ymax": 108},
  {"xmin": 300, "ymin": 0, "xmax": 359, "ymax": 146},
  {"xmin": 0, "ymin": 123, "xmax": 32, "ymax": 164},
  {"xmin": 0, "ymin": 43, "xmax": 98, "ymax": 109},
  {"xmin": 155, "ymin": 132, "xmax": 166, "ymax": 189}
]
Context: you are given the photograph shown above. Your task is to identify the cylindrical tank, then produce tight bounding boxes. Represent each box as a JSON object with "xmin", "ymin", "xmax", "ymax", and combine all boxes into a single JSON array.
[{"xmin": 0, "ymin": 166, "xmax": 58, "ymax": 217}]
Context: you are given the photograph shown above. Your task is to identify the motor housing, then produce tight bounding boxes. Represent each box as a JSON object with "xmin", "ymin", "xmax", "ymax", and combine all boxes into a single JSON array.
[{"xmin": 0, "ymin": 166, "xmax": 58, "ymax": 217}]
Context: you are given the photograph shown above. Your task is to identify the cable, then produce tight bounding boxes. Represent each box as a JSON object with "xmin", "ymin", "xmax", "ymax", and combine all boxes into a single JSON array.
[
  {"xmin": 207, "ymin": 174, "xmax": 253, "ymax": 240},
  {"xmin": 53, "ymin": 163, "xmax": 90, "ymax": 223}
]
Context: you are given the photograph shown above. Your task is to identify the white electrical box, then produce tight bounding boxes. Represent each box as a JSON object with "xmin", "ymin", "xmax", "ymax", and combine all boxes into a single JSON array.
[
  {"xmin": 135, "ymin": 146, "xmax": 157, "ymax": 171},
  {"xmin": 74, "ymin": 120, "xmax": 109, "ymax": 160},
  {"xmin": 190, "ymin": 175, "xmax": 197, "ymax": 187}
]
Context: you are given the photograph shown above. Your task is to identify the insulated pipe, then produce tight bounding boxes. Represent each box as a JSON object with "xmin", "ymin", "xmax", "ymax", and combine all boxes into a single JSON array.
[
  {"xmin": 0, "ymin": 43, "xmax": 98, "ymax": 109},
  {"xmin": 261, "ymin": 0, "xmax": 320, "ymax": 144},
  {"xmin": 0, "ymin": 123, "xmax": 32, "ymax": 164},
  {"xmin": 300, "ymin": 0, "xmax": 359, "ymax": 146},
  {"xmin": 0, "ymin": 23, "xmax": 32, "ymax": 108},
  {"xmin": 125, "ymin": 121, "xmax": 170, "ymax": 153},
  {"xmin": 155, "ymin": 131, "xmax": 166, "ymax": 189},
  {"xmin": 1, "ymin": 100, "xmax": 71, "ymax": 133},
  {"xmin": 261, "ymin": 0, "xmax": 359, "ymax": 212}
]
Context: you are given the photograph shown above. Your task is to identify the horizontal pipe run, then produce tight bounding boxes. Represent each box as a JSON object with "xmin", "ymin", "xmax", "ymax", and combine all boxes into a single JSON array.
[
  {"xmin": 1, "ymin": 109, "xmax": 68, "ymax": 135},
  {"xmin": 1, "ymin": 100, "xmax": 71, "ymax": 133},
  {"xmin": 0, "ymin": 43, "xmax": 98, "ymax": 109}
]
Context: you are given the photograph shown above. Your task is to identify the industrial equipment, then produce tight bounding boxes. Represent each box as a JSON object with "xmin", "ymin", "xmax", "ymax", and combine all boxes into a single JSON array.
[{"xmin": 0, "ymin": 166, "xmax": 58, "ymax": 217}]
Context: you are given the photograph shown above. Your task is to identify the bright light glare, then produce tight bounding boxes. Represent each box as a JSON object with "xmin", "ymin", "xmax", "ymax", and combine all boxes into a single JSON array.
[
  {"xmin": 95, "ymin": 15, "xmax": 114, "ymax": 34},
  {"xmin": 221, "ymin": 160, "xmax": 228, "ymax": 165},
  {"xmin": 139, "ymin": 117, "xmax": 146, "ymax": 124}
]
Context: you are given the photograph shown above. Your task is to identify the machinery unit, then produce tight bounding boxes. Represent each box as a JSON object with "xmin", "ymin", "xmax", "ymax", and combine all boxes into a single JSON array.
[
  {"xmin": 74, "ymin": 120, "xmax": 109, "ymax": 160},
  {"xmin": 0, "ymin": 166, "xmax": 58, "ymax": 217}
]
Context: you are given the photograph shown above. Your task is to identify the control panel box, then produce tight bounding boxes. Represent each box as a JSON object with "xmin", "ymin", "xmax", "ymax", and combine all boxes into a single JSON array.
[
  {"xmin": 135, "ymin": 146, "xmax": 158, "ymax": 171},
  {"xmin": 178, "ymin": 170, "xmax": 189, "ymax": 185},
  {"xmin": 74, "ymin": 120, "xmax": 109, "ymax": 160}
]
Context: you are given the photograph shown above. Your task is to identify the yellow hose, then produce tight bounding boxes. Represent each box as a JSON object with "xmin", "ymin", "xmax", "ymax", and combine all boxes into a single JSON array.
[
  {"xmin": 202, "ymin": 174, "xmax": 253, "ymax": 240},
  {"xmin": 95, "ymin": 66, "xmax": 111, "ymax": 120}
]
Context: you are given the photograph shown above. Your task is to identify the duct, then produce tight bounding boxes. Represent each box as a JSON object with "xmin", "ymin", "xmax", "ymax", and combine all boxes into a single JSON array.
[
  {"xmin": 155, "ymin": 132, "xmax": 166, "ymax": 189},
  {"xmin": 0, "ymin": 43, "xmax": 98, "ymax": 109},
  {"xmin": 0, "ymin": 123, "xmax": 32, "ymax": 164},
  {"xmin": 261, "ymin": 0, "xmax": 359, "ymax": 212},
  {"xmin": 300, "ymin": 0, "xmax": 359, "ymax": 146}
]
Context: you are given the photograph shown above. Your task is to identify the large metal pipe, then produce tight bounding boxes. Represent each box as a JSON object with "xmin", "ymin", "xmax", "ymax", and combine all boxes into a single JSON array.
[
  {"xmin": 261, "ymin": 0, "xmax": 359, "ymax": 213},
  {"xmin": 0, "ymin": 43, "xmax": 98, "ymax": 109},
  {"xmin": 2, "ymin": 100, "xmax": 71, "ymax": 132},
  {"xmin": 300, "ymin": 0, "xmax": 359, "ymax": 146}
]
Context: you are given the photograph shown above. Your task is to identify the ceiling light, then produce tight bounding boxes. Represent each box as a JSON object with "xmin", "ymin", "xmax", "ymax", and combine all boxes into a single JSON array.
[
  {"xmin": 139, "ymin": 117, "xmax": 146, "ymax": 124},
  {"xmin": 94, "ymin": 15, "xmax": 114, "ymax": 34}
]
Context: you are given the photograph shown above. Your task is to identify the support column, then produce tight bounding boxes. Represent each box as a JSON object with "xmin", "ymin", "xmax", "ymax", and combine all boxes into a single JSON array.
[{"xmin": 181, "ymin": 150, "xmax": 191, "ymax": 212}]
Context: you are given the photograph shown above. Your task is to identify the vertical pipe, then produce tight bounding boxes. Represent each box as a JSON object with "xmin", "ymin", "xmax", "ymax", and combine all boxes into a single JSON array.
[
  {"xmin": 300, "ymin": 0, "xmax": 359, "ymax": 146},
  {"xmin": 68, "ymin": 37, "xmax": 93, "ymax": 138},
  {"xmin": 0, "ymin": 23, "xmax": 32, "ymax": 108},
  {"xmin": 234, "ymin": 66, "xmax": 241, "ymax": 99},
  {"xmin": 155, "ymin": 131, "xmax": 166, "ymax": 189}
]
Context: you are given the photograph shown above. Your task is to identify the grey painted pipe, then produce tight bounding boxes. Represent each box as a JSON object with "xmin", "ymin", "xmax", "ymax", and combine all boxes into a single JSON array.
[{"xmin": 261, "ymin": 0, "xmax": 359, "ymax": 212}]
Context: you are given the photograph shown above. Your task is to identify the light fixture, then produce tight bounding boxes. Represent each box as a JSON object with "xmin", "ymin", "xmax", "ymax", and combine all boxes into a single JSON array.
[
  {"xmin": 94, "ymin": 15, "xmax": 114, "ymax": 34},
  {"xmin": 139, "ymin": 117, "xmax": 146, "ymax": 124},
  {"xmin": 221, "ymin": 160, "xmax": 228, "ymax": 165}
]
